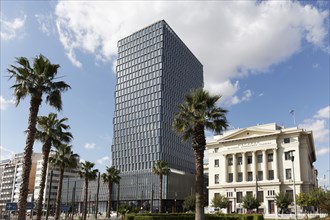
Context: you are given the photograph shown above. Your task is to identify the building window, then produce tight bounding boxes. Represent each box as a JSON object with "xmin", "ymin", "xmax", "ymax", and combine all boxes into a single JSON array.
[
  {"xmin": 286, "ymin": 190, "xmax": 293, "ymax": 201},
  {"xmin": 214, "ymin": 148, "xmax": 219, "ymax": 153},
  {"xmin": 267, "ymin": 153, "xmax": 273, "ymax": 162},
  {"xmin": 257, "ymin": 154, "xmax": 263, "ymax": 163},
  {"xmin": 228, "ymin": 158, "xmax": 233, "ymax": 166},
  {"xmin": 286, "ymin": 168, "xmax": 292, "ymax": 180},
  {"xmin": 215, "ymin": 174, "xmax": 219, "ymax": 184},
  {"xmin": 237, "ymin": 172, "xmax": 243, "ymax": 182},
  {"xmin": 284, "ymin": 138, "xmax": 290, "ymax": 144},
  {"xmin": 237, "ymin": 192, "xmax": 243, "ymax": 203},
  {"xmin": 215, "ymin": 159, "xmax": 219, "ymax": 167},
  {"xmin": 257, "ymin": 191, "xmax": 264, "ymax": 202},
  {"xmin": 267, "ymin": 190, "xmax": 275, "ymax": 196},
  {"xmin": 227, "ymin": 192, "xmax": 233, "ymax": 197},
  {"xmin": 214, "ymin": 193, "xmax": 220, "ymax": 198},
  {"xmin": 268, "ymin": 170, "xmax": 274, "ymax": 180},
  {"xmin": 228, "ymin": 173, "xmax": 233, "ymax": 183},
  {"xmin": 247, "ymin": 172, "xmax": 253, "ymax": 181},
  {"xmin": 247, "ymin": 155, "xmax": 252, "ymax": 164},
  {"xmin": 285, "ymin": 152, "xmax": 291, "ymax": 160},
  {"xmin": 258, "ymin": 171, "xmax": 263, "ymax": 181},
  {"xmin": 237, "ymin": 156, "xmax": 242, "ymax": 165},
  {"xmin": 246, "ymin": 191, "xmax": 253, "ymax": 197}
]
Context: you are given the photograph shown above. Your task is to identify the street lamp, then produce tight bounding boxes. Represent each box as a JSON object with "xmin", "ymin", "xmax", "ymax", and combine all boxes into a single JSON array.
[
  {"xmin": 174, "ymin": 192, "xmax": 177, "ymax": 212},
  {"xmin": 286, "ymin": 150, "xmax": 297, "ymax": 220}
]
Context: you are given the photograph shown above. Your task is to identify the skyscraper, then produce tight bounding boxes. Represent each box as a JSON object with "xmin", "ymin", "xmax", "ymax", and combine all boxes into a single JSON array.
[{"xmin": 111, "ymin": 20, "xmax": 203, "ymax": 210}]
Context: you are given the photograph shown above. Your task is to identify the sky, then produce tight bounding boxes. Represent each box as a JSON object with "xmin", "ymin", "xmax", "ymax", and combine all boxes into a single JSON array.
[{"xmin": 0, "ymin": 1, "xmax": 329, "ymax": 188}]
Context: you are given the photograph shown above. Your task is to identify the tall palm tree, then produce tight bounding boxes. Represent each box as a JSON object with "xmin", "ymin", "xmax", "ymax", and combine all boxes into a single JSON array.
[
  {"xmin": 173, "ymin": 89, "xmax": 228, "ymax": 220},
  {"xmin": 49, "ymin": 144, "xmax": 78, "ymax": 220},
  {"xmin": 152, "ymin": 160, "xmax": 170, "ymax": 213},
  {"xmin": 79, "ymin": 161, "xmax": 98, "ymax": 220},
  {"xmin": 7, "ymin": 55, "xmax": 70, "ymax": 219},
  {"xmin": 35, "ymin": 113, "xmax": 72, "ymax": 220},
  {"xmin": 102, "ymin": 166, "xmax": 121, "ymax": 217}
]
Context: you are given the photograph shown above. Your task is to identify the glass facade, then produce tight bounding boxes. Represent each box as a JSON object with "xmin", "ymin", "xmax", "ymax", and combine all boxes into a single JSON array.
[{"xmin": 111, "ymin": 20, "xmax": 203, "ymax": 204}]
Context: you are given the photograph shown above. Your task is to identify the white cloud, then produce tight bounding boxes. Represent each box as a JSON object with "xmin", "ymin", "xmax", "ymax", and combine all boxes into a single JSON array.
[
  {"xmin": 0, "ymin": 146, "xmax": 15, "ymax": 160},
  {"xmin": 35, "ymin": 13, "xmax": 56, "ymax": 36},
  {"xmin": 313, "ymin": 63, "xmax": 320, "ymax": 68},
  {"xmin": 84, "ymin": 143, "xmax": 96, "ymax": 149},
  {"xmin": 228, "ymin": 89, "xmax": 252, "ymax": 106},
  {"xmin": 0, "ymin": 96, "xmax": 15, "ymax": 110},
  {"xmin": 300, "ymin": 118, "xmax": 329, "ymax": 143},
  {"xmin": 258, "ymin": 93, "xmax": 264, "ymax": 97},
  {"xmin": 314, "ymin": 106, "xmax": 330, "ymax": 119},
  {"xmin": 97, "ymin": 156, "xmax": 111, "ymax": 165},
  {"xmin": 55, "ymin": 1, "xmax": 329, "ymax": 100},
  {"xmin": 0, "ymin": 15, "xmax": 26, "ymax": 40},
  {"xmin": 316, "ymin": 147, "xmax": 330, "ymax": 156}
]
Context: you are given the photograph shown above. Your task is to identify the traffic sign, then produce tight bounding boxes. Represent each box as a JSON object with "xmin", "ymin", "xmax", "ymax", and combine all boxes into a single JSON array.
[
  {"xmin": 26, "ymin": 202, "xmax": 35, "ymax": 210},
  {"xmin": 5, "ymin": 203, "xmax": 17, "ymax": 211}
]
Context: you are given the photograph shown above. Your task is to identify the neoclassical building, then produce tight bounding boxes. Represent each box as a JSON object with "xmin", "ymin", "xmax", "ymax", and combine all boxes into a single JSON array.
[{"xmin": 207, "ymin": 123, "xmax": 317, "ymax": 214}]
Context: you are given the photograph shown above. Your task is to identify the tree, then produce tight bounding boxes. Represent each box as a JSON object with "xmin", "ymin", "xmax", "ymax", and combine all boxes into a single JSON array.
[
  {"xmin": 35, "ymin": 113, "xmax": 72, "ymax": 220},
  {"xmin": 79, "ymin": 161, "xmax": 99, "ymax": 220},
  {"xmin": 318, "ymin": 189, "xmax": 330, "ymax": 215},
  {"xmin": 296, "ymin": 192, "xmax": 311, "ymax": 213},
  {"xmin": 183, "ymin": 195, "xmax": 196, "ymax": 212},
  {"xmin": 212, "ymin": 194, "xmax": 229, "ymax": 210},
  {"xmin": 49, "ymin": 144, "xmax": 78, "ymax": 220},
  {"xmin": 7, "ymin": 55, "xmax": 70, "ymax": 219},
  {"xmin": 152, "ymin": 160, "xmax": 170, "ymax": 213},
  {"xmin": 242, "ymin": 194, "xmax": 260, "ymax": 211},
  {"xmin": 173, "ymin": 89, "xmax": 228, "ymax": 220},
  {"xmin": 102, "ymin": 166, "xmax": 121, "ymax": 217},
  {"xmin": 275, "ymin": 192, "xmax": 292, "ymax": 214}
]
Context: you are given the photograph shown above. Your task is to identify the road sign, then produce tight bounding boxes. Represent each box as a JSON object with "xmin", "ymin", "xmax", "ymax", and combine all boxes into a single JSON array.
[
  {"xmin": 26, "ymin": 202, "xmax": 35, "ymax": 210},
  {"xmin": 60, "ymin": 204, "xmax": 70, "ymax": 212},
  {"xmin": 5, "ymin": 203, "xmax": 17, "ymax": 211}
]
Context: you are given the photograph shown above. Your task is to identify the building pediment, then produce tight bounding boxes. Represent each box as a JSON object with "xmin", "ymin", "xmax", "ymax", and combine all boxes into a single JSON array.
[{"xmin": 217, "ymin": 128, "xmax": 280, "ymax": 142}]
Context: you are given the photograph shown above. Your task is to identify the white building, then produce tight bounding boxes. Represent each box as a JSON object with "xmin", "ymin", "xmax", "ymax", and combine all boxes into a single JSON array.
[{"xmin": 207, "ymin": 123, "xmax": 317, "ymax": 214}]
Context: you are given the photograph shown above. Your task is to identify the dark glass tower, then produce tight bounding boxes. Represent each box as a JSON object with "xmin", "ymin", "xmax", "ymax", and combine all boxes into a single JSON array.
[{"xmin": 112, "ymin": 20, "xmax": 203, "ymax": 208}]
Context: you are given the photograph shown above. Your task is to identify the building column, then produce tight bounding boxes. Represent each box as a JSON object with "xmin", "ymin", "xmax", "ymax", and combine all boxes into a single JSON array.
[
  {"xmin": 273, "ymin": 148, "xmax": 278, "ymax": 180},
  {"xmin": 242, "ymin": 152, "xmax": 247, "ymax": 182},
  {"xmin": 252, "ymin": 151, "xmax": 257, "ymax": 180},
  {"xmin": 263, "ymin": 150, "xmax": 267, "ymax": 180},
  {"xmin": 233, "ymin": 154, "xmax": 237, "ymax": 182},
  {"xmin": 224, "ymin": 154, "xmax": 228, "ymax": 183}
]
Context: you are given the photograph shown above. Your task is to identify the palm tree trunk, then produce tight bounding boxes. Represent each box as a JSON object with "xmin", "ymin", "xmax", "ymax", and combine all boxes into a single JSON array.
[
  {"xmin": 159, "ymin": 175, "xmax": 163, "ymax": 213},
  {"xmin": 106, "ymin": 182, "xmax": 112, "ymax": 217},
  {"xmin": 83, "ymin": 179, "xmax": 88, "ymax": 220},
  {"xmin": 36, "ymin": 140, "xmax": 51, "ymax": 220},
  {"xmin": 18, "ymin": 95, "xmax": 42, "ymax": 220},
  {"xmin": 194, "ymin": 147, "xmax": 205, "ymax": 220},
  {"xmin": 55, "ymin": 169, "xmax": 65, "ymax": 220}
]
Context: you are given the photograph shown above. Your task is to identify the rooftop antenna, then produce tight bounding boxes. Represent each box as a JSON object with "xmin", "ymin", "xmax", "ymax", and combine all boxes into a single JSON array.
[{"xmin": 289, "ymin": 110, "xmax": 296, "ymax": 126}]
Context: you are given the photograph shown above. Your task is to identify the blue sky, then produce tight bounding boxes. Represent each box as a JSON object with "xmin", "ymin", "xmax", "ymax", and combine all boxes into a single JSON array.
[{"xmin": 1, "ymin": 1, "xmax": 329, "ymax": 187}]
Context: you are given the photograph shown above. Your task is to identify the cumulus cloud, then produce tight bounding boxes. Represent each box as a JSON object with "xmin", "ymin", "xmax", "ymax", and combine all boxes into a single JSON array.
[
  {"xmin": 316, "ymin": 147, "xmax": 330, "ymax": 156},
  {"xmin": 314, "ymin": 106, "xmax": 330, "ymax": 119},
  {"xmin": 97, "ymin": 156, "xmax": 111, "ymax": 165},
  {"xmin": 84, "ymin": 143, "xmax": 96, "ymax": 149},
  {"xmin": 55, "ymin": 1, "xmax": 329, "ymax": 101},
  {"xmin": 0, "ymin": 96, "xmax": 15, "ymax": 110},
  {"xmin": 0, "ymin": 15, "xmax": 26, "ymax": 40},
  {"xmin": 300, "ymin": 106, "xmax": 330, "ymax": 143}
]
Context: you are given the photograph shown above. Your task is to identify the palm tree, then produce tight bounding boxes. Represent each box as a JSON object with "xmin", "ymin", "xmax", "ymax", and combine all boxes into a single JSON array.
[
  {"xmin": 49, "ymin": 144, "xmax": 78, "ymax": 220},
  {"xmin": 35, "ymin": 113, "xmax": 72, "ymax": 220},
  {"xmin": 79, "ymin": 161, "xmax": 99, "ymax": 220},
  {"xmin": 7, "ymin": 54, "xmax": 70, "ymax": 219},
  {"xmin": 173, "ymin": 89, "xmax": 228, "ymax": 220},
  {"xmin": 102, "ymin": 166, "xmax": 121, "ymax": 217},
  {"xmin": 152, "ymin": 160, "xmax": 170, "ymax": 213}
]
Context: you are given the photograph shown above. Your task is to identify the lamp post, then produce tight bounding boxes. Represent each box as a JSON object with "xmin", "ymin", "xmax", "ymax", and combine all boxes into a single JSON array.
[
  {"xmin": 174, "ymin": 192, "xmax": 177, "ymax": 212},
  {"xmin": 287, "ymin": 150, "xmax": 297, "ymax": 220}
]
